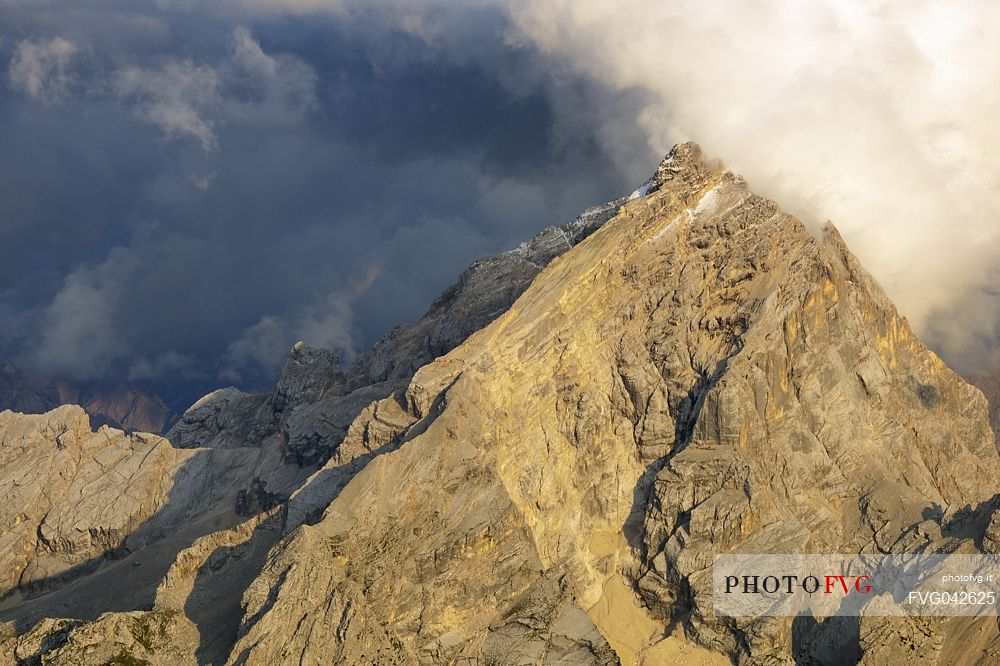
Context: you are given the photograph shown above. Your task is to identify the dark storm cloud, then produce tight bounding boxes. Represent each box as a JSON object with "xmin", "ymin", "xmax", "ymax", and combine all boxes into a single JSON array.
[{"xmin": 0, "ymin": 1, "xmax": 654, "ymax": 408}]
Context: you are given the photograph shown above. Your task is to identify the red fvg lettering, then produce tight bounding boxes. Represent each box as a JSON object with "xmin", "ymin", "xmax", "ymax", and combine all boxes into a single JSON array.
[
  {"xmin": 823, "ymin": 575, "xmax": 872, "ymax": 594},
  {"xmin": 824, "ymin": 575, "xmax": 848, "ymax": 594}
]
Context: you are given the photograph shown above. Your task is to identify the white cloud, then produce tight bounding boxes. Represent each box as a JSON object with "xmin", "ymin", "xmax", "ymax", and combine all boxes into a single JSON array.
[
  {"xmin": 228, "ymin": 0, "xmax": 1000, "ymax": 369},
  {"xmin": 232, "ymin": 26, "xmax": 277, "ymax": 78},
  {"xmin": 113, "ymin": 27, "xmax": 316, "ymax": 151},
  {"xmin": 221, "ymin": 264, "xmax": 380, "ymax": 381},
  {"xmin": 222, "ymin": 27, "xmax": 317, "ymax": 127},
  {"xmin": 13, "ymin": 1, "xmax": 1000, "ymax": 378},
  {"xmin": 115, "ymin": 59, "xmax": 222, "ymax": 151},
  {"xmin": 500, "ymin": 0, "xmax": 1000, "ymax": 370},
  {"xmin": 7, "ymin": 37, "xmax": 77, "ymax": 104},
  {"xmin": 30, "ymin": 248, "xmax": 140, "ymax": 381}
]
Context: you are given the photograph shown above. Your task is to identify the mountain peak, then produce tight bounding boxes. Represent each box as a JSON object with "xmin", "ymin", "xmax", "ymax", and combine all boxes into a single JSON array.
[
  {"xmin": 222, "ymin": 144, "xmax": 999, "ymax": 662},
  {"xmin": 661, "ymin": 140, "xmax": 705, "ymax": 169},
  {"xmin": 627, "ymin": 141, "xmax": 711, "ymax": 202},
  {"xmin": 4, "ymin": 145, "xmax": 1000, "ymax": 664},
  {"xmin": 272, "ymin": 342, "xmax": 345, "ymax": 413}
]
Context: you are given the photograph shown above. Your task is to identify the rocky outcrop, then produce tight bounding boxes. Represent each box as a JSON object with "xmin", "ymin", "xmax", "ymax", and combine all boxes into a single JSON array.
[
  {"xmin": 4, "ymin": 144, "xmax": 1000, "ymax": 665},
  {"xmin": 271, "ymin": 342, "xmax": 345, "ymax": 413},
  {"xmin": 165, "ymin": 388, "xmax": 271, "ymax": 450},
  {"xmin": 0, "ymin": 361, "xmax": 173, "ymax": 433},
  {"xmin": 0, "ymin": 406, "xmax": 177, "ymax": 597},
  {"xmin": 0, "ymin": 405, "xmax": 309, "ymax": 637},
  {"xmin": 167, "ymin": 342, "xmax": 346, "ymax": 454},
  {"xmin": 0, "ymin": 610, "xmax": 200, "ymax": 665}
]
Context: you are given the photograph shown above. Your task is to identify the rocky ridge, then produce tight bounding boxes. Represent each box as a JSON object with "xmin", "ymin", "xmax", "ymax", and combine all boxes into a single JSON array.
[
  {"xmin": 2, "ymin": 144, "xmax": 1000, "ymax": 665},
  {"xmin": 0, "ymin": 404, "xmax": 308, "ymax": 636},
  {"xmin": 162, "ymin": 178, "xmax": 636, "ymax": 469}
]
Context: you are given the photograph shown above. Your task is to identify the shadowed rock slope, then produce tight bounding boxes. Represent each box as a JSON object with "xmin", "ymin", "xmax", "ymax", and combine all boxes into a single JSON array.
[
  {"xmin": 3, "ymin": 144, "xmax": 1000, "ymax": 665},
  {"xmin": 967, "ymin": 371, "xmax": 1000, "ymax": 452},
  {"xmin": 0, "ymin": 406, "xmax": 308, "ymax": 636}
]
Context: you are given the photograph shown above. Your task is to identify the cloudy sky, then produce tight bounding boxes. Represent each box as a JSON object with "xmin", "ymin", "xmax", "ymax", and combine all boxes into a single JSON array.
[
  {"xmin": 3, "ymin": 0, "xmax": 999, "ymax": 409},
  {"xmin": 0, "ymin": 0, "xmax": 655, "ymax": 406}
]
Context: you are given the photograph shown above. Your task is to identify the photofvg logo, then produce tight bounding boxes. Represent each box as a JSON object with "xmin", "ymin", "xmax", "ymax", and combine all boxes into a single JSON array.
[
  {"xmin": 723, "ymin": 572, "xmax": 872, "ymax": 596},
  {"xmin": 713, "ymin": 554, "xmax": 1000, "ymax": 617}
]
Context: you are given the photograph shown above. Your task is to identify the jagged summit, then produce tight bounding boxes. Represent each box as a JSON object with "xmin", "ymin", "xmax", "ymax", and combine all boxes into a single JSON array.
[
  {"xmin": 166, "ymin": 341, "xmax": 346, "ymax": 458},
  {"xmin": 2, "ymin": 144, "xmax": 999, "ymax": 665},
  {"xmin": 271, "ymin": 342, "xmax": 345, "ymax": 413},
  {"xmin": 627, "ymin": 142, "xmax": 715, "ymax": 201}
]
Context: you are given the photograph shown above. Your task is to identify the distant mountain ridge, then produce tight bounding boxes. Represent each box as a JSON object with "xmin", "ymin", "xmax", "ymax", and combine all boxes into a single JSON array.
[
  {"xmin": 967, "ymin": 371, "xmax": 1000, "ymax": 451},
  {"xmin": 0, "ymin": 361, "xmax": 174, "ymax": 433}
]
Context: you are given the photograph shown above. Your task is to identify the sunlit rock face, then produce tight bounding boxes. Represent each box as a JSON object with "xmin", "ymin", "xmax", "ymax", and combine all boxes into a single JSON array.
[
  {"xmin": 220, "ymin": 144, "xmax": 1000, "ymax": 664},
  {"xmin": 3, "ymin": 145, "xmax": 999, "ymax": 665}
]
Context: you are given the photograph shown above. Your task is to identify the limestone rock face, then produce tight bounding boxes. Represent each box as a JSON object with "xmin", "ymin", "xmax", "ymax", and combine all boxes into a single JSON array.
[
  {"xmin": 0, "ymin": 406, "xmax": 181, "ymax": 598},
  {"xmin": 0, "ymin": 405, "xmax": 308, "ymax": 637},
  {"xmin": 4, "ymin": 144, "xmax": 1000, "ymax": 665},
  {"xmin": 218, "ymin": 144, "xmax": 1000, "ymax": 664}
]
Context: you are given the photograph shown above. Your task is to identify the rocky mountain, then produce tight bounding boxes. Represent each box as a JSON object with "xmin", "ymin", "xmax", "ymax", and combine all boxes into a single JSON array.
[
  {"xmin": 2, "ymin": 144, "xmax": 999, "ymax": 665},
  {"xmin": 164, "ymin": 182, "xmax": 633, "ymax": 466},
  {"xmin": 0, "ymin": 405, "xmax": 309, "ymax": 633},
  {"xmin": 0, "ymin": 362, "xmax": 173, "ymax": 433}
]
